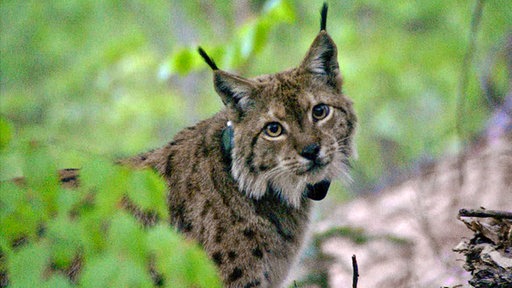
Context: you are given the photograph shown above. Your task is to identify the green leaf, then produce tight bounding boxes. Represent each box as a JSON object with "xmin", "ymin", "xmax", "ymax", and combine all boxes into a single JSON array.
[
  {"xmin": 107, "ymin": 212, "xmax": 147, "ymax": 264},
  {"xmin": 79, "ymin": 158, "xmax": 117, "ymax": 191},
  {"xmin": 56, "ymin": 186, "xmax": 81, "ymax": 216},
  {"xmin": 167, "ymin": 48, "xmax": 201, "ymax": 76},
  {"xmin": 43, "ymin": 274, "xmax": 73, "ymax": 288},
  {"xmin": 0, "ymin": 181, "xmax": 43, "ymax": 243},
  {"xmin": 84, "ymin": 212, "xmax": 152, "ymax": 287},
  {"xmin": 77, "ymin": 212, "xmax": 106, "ymax": 256},
  {"xmin": 264, "ymin": 0, "xmax": 295, "ymax": 23},
  {"xmin": 147, "ymin": 225, "xmax": 188, "ymax": 287},
  {"xmin": 8, "ymin": 243, "xmax": 50, "ymax": 288},
  {"xmin": 0, "ymin": 117, "xmax": 12, "ymax": 150},
  {"xmin": 147, "ymin": 224, "xmax": 222, "ymax": 288},
  {"xmin": 240, "ymin": 21, "xmax": 270, "ymax": 58},
  {"xmin": 110, "ymin": 260, "xmax": 152, "ymax": 288},
  {"xmin": 126, "ymin": 169, "xmax": 167, "ymax": 219},
  {"xmin": 183, "ymin": 245, "xmax": 223, "ymax": 288},
  {"xmin": 80, "ymin": 158, "xmax": 127, "ymax": 218},
  {"xmin": 47, "ymin": 215, "xmax": 83, "ymax": 268},
  {"xmin": 81, "ymin": 253, "xmax": 152, "ymax": 288},
  {"xmin": 22, "ymin": 144, "xmax": 59, "ymax": 215},
  {"xmin": 79, "ymin": 253, "xmax": 118, "ymax": 288}
]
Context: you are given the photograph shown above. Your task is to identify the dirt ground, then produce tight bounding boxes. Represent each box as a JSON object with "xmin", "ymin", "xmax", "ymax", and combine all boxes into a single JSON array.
[{"xmin": 292, "ymin": 134, "xmax": 512, "ymax": 287}]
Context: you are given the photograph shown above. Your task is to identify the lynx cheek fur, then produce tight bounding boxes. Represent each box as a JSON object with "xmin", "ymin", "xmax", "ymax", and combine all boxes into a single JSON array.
[{"xmin": 123, "ymin": 4, "xmax": 356, "ymax": 287}]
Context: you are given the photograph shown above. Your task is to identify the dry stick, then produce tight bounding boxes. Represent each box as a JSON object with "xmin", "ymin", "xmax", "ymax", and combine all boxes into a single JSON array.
[
  {"xmin": 454, "ymin": 0, "xmax": 485, "ymax": 207},
  {"xmin": 459, "ymin": 208, "xmax": 512, "ymax": 219},
  {"xmin": 352, "ymin": 255, "xmax": 359, "ymax": 288}
]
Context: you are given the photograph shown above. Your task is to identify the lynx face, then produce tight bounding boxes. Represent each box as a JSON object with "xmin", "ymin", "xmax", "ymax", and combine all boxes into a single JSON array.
[
  {"xmin": 210, "ymin": 31, "xmax": 356, "ymax": 208},
  {"xmin": 231, "ymin": 74, "xmax": 355, "ymax": 208}
]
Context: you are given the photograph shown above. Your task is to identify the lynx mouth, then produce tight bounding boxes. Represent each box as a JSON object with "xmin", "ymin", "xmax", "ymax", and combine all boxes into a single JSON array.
[
  {"xmin": 297, "ymin": 159, "xmax": 330, "ymax": 175},
  {"xmin": 307, "ymin": 162, "xmax": 327, "ymax": 173},
  {"xmin": 306, "ymin": 180, "xmax": 331, "ymax": 201}
]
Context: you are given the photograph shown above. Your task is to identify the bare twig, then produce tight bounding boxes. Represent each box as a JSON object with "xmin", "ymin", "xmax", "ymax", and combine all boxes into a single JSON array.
[
  {"xmin": 459, "ymin": 208, "xmax": 512, "ymax": 219},
  {"xmin": 352, "ymin": 255, "xmax": 359, "ymax": 288}
]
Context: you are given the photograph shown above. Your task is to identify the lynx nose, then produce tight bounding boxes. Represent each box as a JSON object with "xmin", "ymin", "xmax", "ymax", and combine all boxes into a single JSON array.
[{"xmin": 300, "ymin": 143, "xmax": 320, "ymax": 161}]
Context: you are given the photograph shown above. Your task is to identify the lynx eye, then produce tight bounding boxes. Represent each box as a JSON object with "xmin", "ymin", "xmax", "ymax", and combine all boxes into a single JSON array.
[
  {"xmin": 312, "ymin": 104, "xmax": 330, "ymax": 121},
  {"xmin": 264, "ymin": 122, "xmax": 283, "ymax": 137}
]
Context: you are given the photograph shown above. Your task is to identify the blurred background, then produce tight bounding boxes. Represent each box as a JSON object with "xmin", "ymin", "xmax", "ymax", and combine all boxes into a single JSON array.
[{"xmin": 1, "ymin": 0, "xmax": 511, "ymax": 194}]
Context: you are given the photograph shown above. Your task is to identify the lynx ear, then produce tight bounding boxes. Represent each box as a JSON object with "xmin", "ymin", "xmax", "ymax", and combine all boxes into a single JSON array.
[
  {"xmin": 198, "ymin": 47, "xmax": 256, "ymax": 112},
  {"xmin": 300, "ymin": 3, "xmax": 341, "ymax": 90},
  {"xmin": 301, "ymin": 32, "xmax": 339, "ymax": 76},
  {"xmin": 213, "ymin": 71, "xmax": 256, "ymax": 111}
]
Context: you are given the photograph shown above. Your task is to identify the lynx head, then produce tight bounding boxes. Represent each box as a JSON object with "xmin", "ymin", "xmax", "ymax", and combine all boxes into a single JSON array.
[{"xmin": 199, "ymin": 3, "xmax": 356, "ymax": 208}]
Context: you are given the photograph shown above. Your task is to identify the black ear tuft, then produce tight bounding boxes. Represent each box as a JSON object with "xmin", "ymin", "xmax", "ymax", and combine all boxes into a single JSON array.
[
  {"xmin": 320, "ymin": 2, "xmax": 328, "ymax": 31},
  {"xmin": 198, "ymin": 47, "xmax": 218, "ymax": 70}
]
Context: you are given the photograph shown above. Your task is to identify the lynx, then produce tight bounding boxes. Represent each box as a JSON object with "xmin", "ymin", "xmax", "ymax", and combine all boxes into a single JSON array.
[
  {"xmin": 119, "ymin": 4, "xmax": 356, "ymax": 287},
  {"xmin": 5, "ymin": 3, "xmax": 356, "ymax": 288}
]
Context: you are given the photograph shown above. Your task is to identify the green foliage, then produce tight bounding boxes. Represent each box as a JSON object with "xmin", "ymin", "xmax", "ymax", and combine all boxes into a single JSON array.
[
  {"xmin": 0, "ymin": 142, "xmax": 221, "ymax": 287},
  {"xmin": 0, "ymin": 117, "xmax": 12, "ymax": 151},
  {"xmin": 159, "ymin": 0, "xmax": 295, "ymax": 77}
]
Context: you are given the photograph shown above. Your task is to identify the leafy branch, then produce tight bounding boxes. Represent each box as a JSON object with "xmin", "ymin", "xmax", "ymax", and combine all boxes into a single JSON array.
[{"xmin": 158, "ymin": 0, "xmax": 295, "ymax": 77}]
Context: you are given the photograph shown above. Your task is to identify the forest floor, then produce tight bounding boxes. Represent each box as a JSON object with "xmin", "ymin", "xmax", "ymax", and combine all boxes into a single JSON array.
[{"xmin": 292, "ymin": 133, "xmax": 512, "ymax": 287}]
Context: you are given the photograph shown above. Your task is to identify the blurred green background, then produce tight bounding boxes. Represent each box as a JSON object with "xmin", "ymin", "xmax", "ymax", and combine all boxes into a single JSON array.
[{"xmin": 1, "ymin": 0, "xmax": 511, "ymax": 191}]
